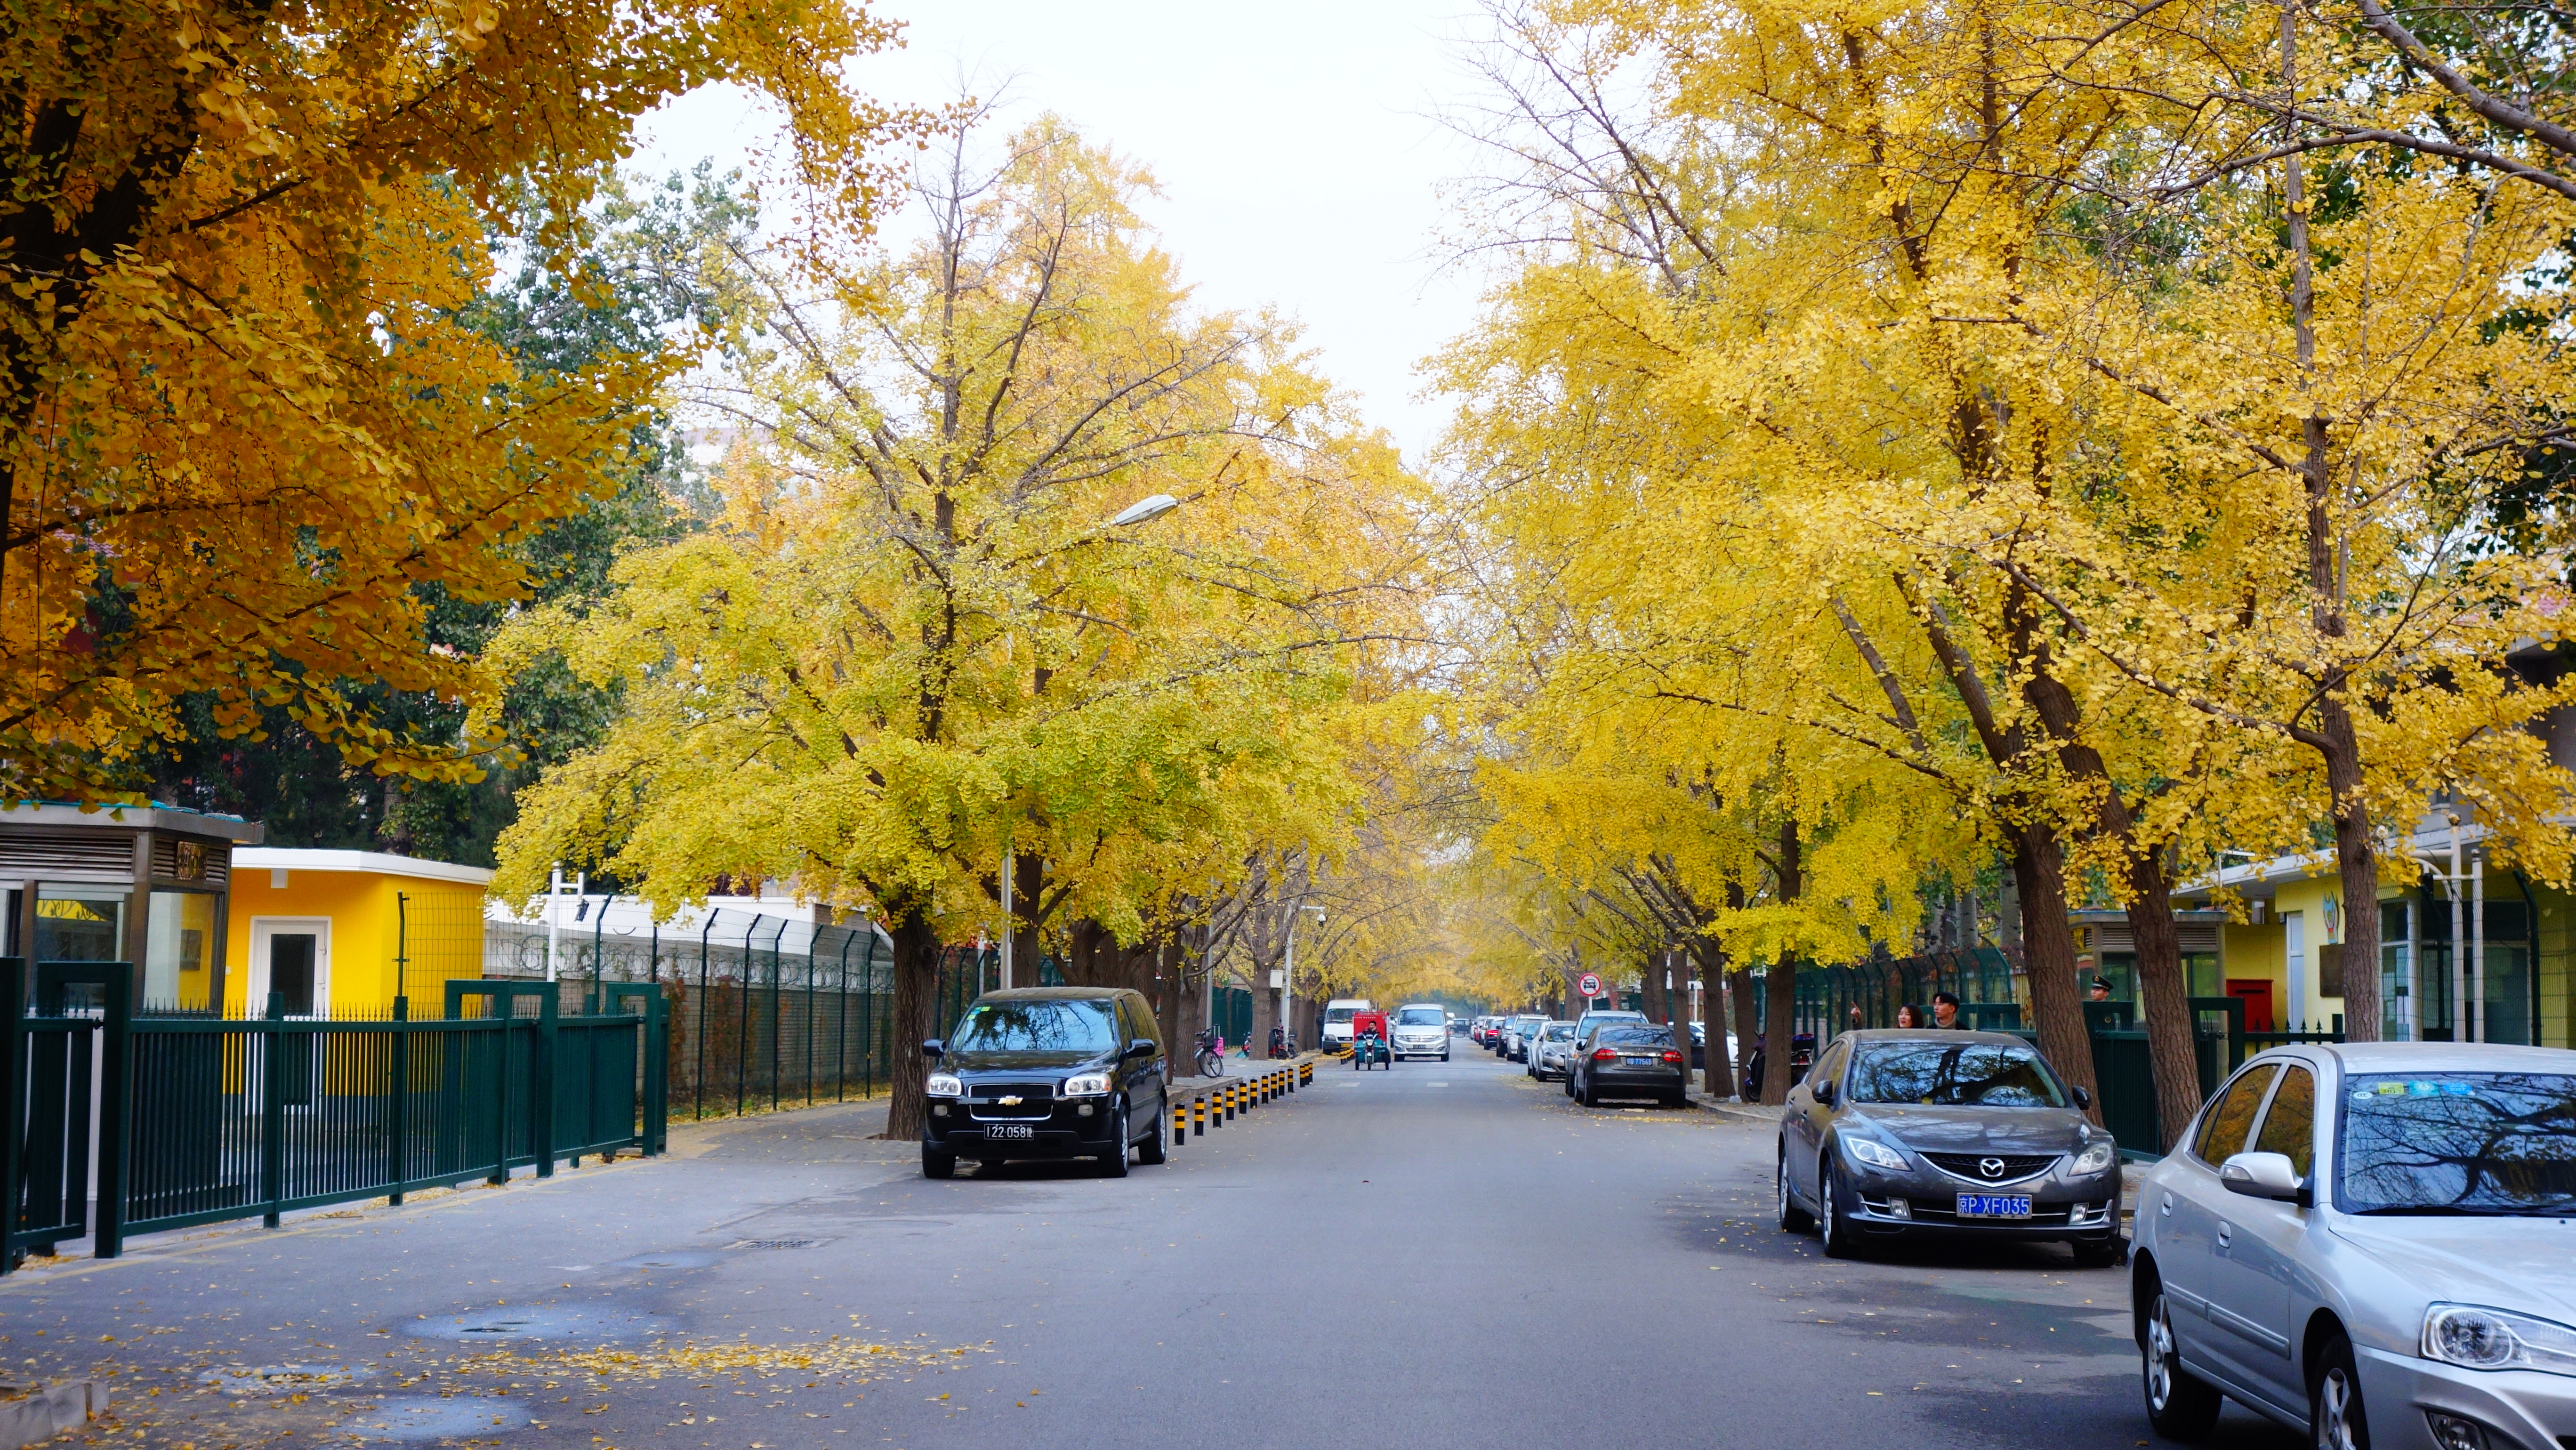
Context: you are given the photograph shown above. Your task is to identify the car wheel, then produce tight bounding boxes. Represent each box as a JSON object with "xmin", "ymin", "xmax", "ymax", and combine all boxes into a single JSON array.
[
  {"xmin": 1819, "ymin": 1156, "xmax": 1861, "ymax": 1258},
  {"xmin": 1096, "ymin": 1107, "xmax": 1131, "ymax": 1178},
  {"xmin": 922, "ymin": 1146, "xmax": 955, "ymax": 1180},
  {"xmin": 2310, "ymin": 1329, "xmax": 2370, "ymax": 1450},
  {"xmin": 1441, "ymin": 1053, "xmax": 1449, "ymax": 1062},
  {"xmin": 2139, "ymin": 1274, "xmax": 2222, "ymax": 1441},
  {"xmin": 1776, "ymin": 1148, "xmax": 1813, "ymax": 1233},
  {"xmin": 1137, "ymin": 1096, "xmax": 1167, "ymax": 1165}
]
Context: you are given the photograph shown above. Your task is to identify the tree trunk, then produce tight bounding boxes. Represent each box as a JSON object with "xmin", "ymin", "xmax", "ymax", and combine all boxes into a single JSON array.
[
  {"xmin": 1729, "ymin": 966, "xmax": 1758, "ymax": 1100},
  {"xmin": 1249, "ymin": 969, "xmax": 1277, "ymax": 1060},
  {"xmin": 880, "ymin": 907, "xmax": 942, "ymax": 1141},
  {"xmin": 1694, "ymin": 940, "xmax": 1730, "ymax": 1098},
  {"xmin": 2282, "ymin": 0, "xmax": 2381, "ymax": 1043},
  {"xmin": 1009, "ymin": 850, "xmax": 1043, "ymax": 987},
  {"xmin": 1759, "ymin": 819, "xmax": 1804, "ymax": 1108},
  {"xmin": 2124, "ymin": 854, "xmax": 2208, "ymax": 1151},
  {"xmin": 2011, "ymin": 823, "xmax": 2102, "ymax": 1119}
]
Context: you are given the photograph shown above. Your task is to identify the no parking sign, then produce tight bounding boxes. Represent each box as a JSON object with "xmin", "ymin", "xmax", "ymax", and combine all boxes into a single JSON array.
[{"xmin": 1577, "ymin": 972, "xmax": 1603, "ymax": 999}]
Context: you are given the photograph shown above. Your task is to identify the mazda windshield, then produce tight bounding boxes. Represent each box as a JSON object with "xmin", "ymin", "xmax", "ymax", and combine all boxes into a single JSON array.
[
  {"xmin": 1849, "ymin": 1042, "xmax": 2068, "ymax": 1107},
  {"xmin": 2337, "ymin": 1072, "xmax": 2576, "ymax": 1216}
]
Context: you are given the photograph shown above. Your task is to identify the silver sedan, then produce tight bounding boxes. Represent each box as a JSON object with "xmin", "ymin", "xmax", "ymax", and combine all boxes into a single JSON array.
[
  {"xmin": 2133, "ymin": 1041, "xmax": 2576, "ymax": 1450},
  {"xmin": 1527, "ymin": 1021, "xmax": 1578, "ymax": 1081}
]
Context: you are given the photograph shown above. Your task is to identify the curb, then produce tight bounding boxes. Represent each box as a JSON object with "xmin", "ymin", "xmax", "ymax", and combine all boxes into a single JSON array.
[{"xmin": 0, "ymin": 1381, "xmax": 109, "ymax": 1450}]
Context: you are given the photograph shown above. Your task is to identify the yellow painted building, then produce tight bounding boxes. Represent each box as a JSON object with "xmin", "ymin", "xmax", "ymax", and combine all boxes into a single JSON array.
[{"xmin": 225, "ymin": 850, "xmax": 491, "ymax": 1016}]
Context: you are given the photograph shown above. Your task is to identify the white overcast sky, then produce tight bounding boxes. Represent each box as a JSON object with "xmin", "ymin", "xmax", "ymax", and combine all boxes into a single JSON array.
[{"xmin": 630, "ymin": 0, "xmax": 1499, "ymax": 469}]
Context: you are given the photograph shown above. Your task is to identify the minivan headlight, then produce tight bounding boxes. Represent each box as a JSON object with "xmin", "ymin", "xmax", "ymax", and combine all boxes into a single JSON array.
[
  {"xmin": 2423, "ymin": 1304, "xmax": 2576, "ymax": 1377},
  {"xmin": 2070, "ymin": 1141, "xmax": 2118, "ymax": 1176},
  {"xmin": 1844, "ymin": 1137, "xmax": 1909, "ymax": 1172},
  {"xmin": 926, "ymin": 1073, "xmax": 963, "ymax": 1097},
  {"xmin": 1061, "ymin": 1071, "xmax": 1113, "ymax": 1097}
]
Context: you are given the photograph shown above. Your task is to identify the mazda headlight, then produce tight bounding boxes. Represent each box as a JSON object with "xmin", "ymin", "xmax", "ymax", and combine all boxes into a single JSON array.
[
  {"xmin": 926, "ymin": 1073, "xmax": 963, "ymax": 1097},
  {"xmin": 1061, "ymin": 1072, "xmax": 1113, "ymax": 1097},
  {"xmin": 1844, "ymin": 1137, "xmax": 1909, "ymax": 1172},
  {"xmin": 2423, "ymin": 1304, "xmax": 2576, "ymax": 1377},
  {"xmin": 2070, "ymin": 1140, "xmax": 2118, "ymax": 1176}
]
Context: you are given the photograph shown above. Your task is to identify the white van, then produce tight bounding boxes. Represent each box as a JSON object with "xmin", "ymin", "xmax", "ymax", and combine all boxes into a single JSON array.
[
  {"xmin": 1320, "ymin": 998, "xmax": 1375, "ymax": 1048},
  {"xmin": 1390, "ymin": 1003, "xmax": 1450, "ymax": 1061}
]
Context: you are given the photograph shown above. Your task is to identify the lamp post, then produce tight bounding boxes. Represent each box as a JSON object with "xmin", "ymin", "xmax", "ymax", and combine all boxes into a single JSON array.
[
  {"xmin": 995, "ymin": 494, "xmax": 1183, "ymax": 992},
  {"xmin": 1279, "ymin": 903, "xmax": 1326, "ymax": 1053}
]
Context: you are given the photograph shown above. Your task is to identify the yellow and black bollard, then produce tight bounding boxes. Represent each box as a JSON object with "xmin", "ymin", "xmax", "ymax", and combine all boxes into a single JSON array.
[
  {"xmin": 1193, "ymin": 1094, "xmax": 1208, "ymax": 1135},
  {"xmin": 1172, "ymin": 1096, "xmax": 1188, "ymax": 1145}
]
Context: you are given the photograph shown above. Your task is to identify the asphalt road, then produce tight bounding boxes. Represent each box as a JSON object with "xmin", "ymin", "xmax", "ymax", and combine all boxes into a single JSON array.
[{"xmin": 1, "ymin": 1042, "xmax": 2305, "ymax": 1449}]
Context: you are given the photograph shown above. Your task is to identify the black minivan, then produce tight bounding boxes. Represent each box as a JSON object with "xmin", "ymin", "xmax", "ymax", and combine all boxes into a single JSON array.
[{"xmin": 920, "ymin": 987, "xmax": 1167, "ymax": 1179}]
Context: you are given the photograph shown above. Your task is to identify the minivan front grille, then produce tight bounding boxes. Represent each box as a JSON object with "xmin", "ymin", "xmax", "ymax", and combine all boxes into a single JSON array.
[{"xmin": 968, "ymin": 1084, "xmax": 1055, "ymax": 1120}]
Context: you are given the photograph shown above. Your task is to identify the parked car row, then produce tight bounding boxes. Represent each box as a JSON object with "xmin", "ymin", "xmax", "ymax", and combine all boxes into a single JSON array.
[{"xmin": 1770, "ymin": 1024, "xmax": 2576, "ymax": 1450}]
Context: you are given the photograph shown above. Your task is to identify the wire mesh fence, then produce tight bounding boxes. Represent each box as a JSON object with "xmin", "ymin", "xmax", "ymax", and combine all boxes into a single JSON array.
[{"xmin": 470, "ymin": 910, "xmax": 1002, "ymax": 1121}]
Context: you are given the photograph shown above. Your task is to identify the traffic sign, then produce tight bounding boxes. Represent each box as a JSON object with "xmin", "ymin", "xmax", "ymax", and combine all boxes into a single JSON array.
[{"xmin": 1577, "ymin": 972, "xmax": 1603, "ymax": 999}]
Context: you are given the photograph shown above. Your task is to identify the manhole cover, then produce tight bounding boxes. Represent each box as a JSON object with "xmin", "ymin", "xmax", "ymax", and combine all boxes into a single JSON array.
[
  {"xmin": 341, "ymin": 1395, "xmax": 530, "ymax": 1441},
  {"xmin": 401, "ymin": 1305, "xmax": 673, "ymax": 1343},
  {"xmin": 200, "ymin": 1364, "xmax": 378, "ymax": 1397},
  {"xmin": 728, "ymin": 1239, "xmax": 827, "ymax": 1250},
  {"xmin": 612, "ymin": 1249, "xmax": 724, "ymax": 1270}
]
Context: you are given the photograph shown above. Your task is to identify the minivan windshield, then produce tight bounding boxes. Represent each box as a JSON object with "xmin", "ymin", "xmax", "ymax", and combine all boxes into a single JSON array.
[
  {"xmin": 1396, "ymin": 1007, "xmax": 1444, "ymax": 1026},
  {"xmin": 2338, "ymin": 1072, "xmax": 2576, "ymax": 1216},
  {"xmin": 948, "ymin": 1000, "xmax": 1116, "ymax": 1055},
  {"xmin": 1848, "ymin": 1042, "xmax": 2067, "ymax": 1107}
]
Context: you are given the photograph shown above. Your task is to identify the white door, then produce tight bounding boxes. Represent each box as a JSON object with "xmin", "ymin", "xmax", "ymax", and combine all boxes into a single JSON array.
[{"xmin": 246, "ymin": 918, "xmax": 331, "ymax": 1017}]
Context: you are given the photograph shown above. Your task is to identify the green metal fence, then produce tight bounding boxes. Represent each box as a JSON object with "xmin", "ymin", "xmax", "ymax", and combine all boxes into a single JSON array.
[
  {"xmin": 1787, "ymin": 947, "xmax": 2027, "ymax": 1034},
  {"xmin": 4, "ymin": 957, "xmax": 663, "ymax": 1271}
]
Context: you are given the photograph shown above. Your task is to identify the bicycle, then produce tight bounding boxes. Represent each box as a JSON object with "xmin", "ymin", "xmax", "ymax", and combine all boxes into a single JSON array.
[{"xmin": 1193, "ymin": 1028, "xmax": 1226, "ymax": 1077}]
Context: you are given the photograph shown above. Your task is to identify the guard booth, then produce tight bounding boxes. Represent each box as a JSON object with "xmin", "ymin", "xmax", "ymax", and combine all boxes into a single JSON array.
[{"xmin": 1, "ymin": 802, "xmax": 262, "ymax": 1010}]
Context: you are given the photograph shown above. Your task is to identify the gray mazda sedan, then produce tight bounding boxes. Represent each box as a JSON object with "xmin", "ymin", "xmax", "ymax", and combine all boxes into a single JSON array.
[{"xmin": 1777, "ymin": 1029, "xmax": 2124, "ymax": 1265}]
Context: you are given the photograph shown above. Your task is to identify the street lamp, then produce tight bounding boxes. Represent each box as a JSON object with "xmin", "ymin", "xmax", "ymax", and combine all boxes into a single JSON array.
[
  {"xmin": 1279, "ymin": 904, "xmax": 1325, "ymax": 1053},
  {"xmin": 1111, "ymin": 492, "xmax": 1179, "ymax": 527},
  {"xmin": 999, "ymin": 492, "xmax": 1184, "ymax": 990}
]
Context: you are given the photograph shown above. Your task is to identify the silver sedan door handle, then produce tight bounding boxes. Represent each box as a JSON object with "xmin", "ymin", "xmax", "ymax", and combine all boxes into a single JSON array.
[{"xmin": 2216, "ymin": 1223, "xmax": 2232, "ymax": 1249}]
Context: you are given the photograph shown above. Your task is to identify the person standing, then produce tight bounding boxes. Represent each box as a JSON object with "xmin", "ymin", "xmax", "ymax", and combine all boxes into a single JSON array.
[
  {"xmin": 1931, "ymin": 991, "xmax": 1964, "ymax": 1029},
  {"xmin": 1895, "ymin": 1003, "xmax": 1924, "ymax": 1028}
]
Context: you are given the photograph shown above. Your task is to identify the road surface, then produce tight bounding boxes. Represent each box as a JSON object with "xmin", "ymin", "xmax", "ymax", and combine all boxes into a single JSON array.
[{"xmin": 0, "ymin": 1045, "xmax": 2300, "ymax": 1448}]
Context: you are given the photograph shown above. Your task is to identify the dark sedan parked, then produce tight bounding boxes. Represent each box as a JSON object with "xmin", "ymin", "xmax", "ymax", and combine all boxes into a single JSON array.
[
  {"xmin": 920, "ymin": 987, "xmax": 1167, "ymax": 1179},
  {"xmin": 1775, "ymin": 1029, "xmax": 2122, "ymax": 1265},
  {"xmin": 1567, "ymin": 1024, "xmax": 1689, "ymax": 1106}
]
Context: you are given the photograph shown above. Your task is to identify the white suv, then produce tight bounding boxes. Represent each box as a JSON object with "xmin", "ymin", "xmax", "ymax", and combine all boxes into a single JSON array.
[{"xmin": 1390, "ymin": 1004, "xmax": 1450, "ymax": 1061}]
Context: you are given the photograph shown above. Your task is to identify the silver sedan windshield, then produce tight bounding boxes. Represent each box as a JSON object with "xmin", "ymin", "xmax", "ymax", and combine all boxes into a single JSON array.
[{"xmin": 2337, "ymin": 1071, "xmax": 2576, "ymax": 1216}]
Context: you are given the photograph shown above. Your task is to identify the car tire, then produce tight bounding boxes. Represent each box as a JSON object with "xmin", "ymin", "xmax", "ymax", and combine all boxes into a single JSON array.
[
  {"xmin": 922, "ymin": 1146, "xmax": 955, "ymax": 1180},
  {"xmin": 1578, "ymin": 1076, "xmax": 1596, "ymax": 1107},
  {"xmin": 2139, "ymin": 1274, "xmax": 2222, "ymax": 1441},
  {"xmin": 2310, "ymin": 1328, "xmax": 2370, "ymax": 1450},
  {"xmin": 1776, "ymin": 1148, "xmax": 1813, "ymax": 1233},
  {"xmin": 1096, "ymin": 1107, "xmax": 1131, "ymax": 1178},
  {"xmin": 1137, "ymin": 1096, "xmax": 1167, "ymax": 1165},
  {"xmin": 1562, "ymin": 1074, "xmax": 1574, "ymax": 1098},
  {"xmin": 1819, "ymin": 1156, "xmax": 1861, "ymax": 1258}
]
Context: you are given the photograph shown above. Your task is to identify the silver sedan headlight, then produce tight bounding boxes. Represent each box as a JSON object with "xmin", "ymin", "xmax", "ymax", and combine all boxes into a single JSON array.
[
  {"xmin": 1061, "ymin": 1071, "xmax": 1113, "ymax": 1097},
  {"xmin": 2070, "ymin": 1140, "xmax": 2117, "ymax": 1176},
  {"xmin": 1844, "ymin": 1137, "xmax": 1909, "ymax": 1171},
  {"xmin": 926, "ymin": 1072, "xmax": 963, "ymax": 1097},
  {"xmin": 2423, "ymin": 1304, "xmax": 2576, "ymax": 1377}
]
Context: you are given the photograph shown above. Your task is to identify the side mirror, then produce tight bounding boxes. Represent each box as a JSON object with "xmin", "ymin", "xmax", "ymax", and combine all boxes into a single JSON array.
[
  {"xmin": 920, "ymin": 1039, "xmax": 944, "ymax": 1060},
  {"xmin": 1122, "ymin": 1038, "xmax": 1156, "ymax": 1060},
  {"xmin": 2220, "ymin": 1151, "xmax": 2309, "ymax": 1205},
  {"xmin": 2071, "ymin": 1085, "xmax": 2093, "ymax": 1111},
  {"xmin": 1812, "ymin": 1079, "xmax": 1837, "ymax": 1107}
]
